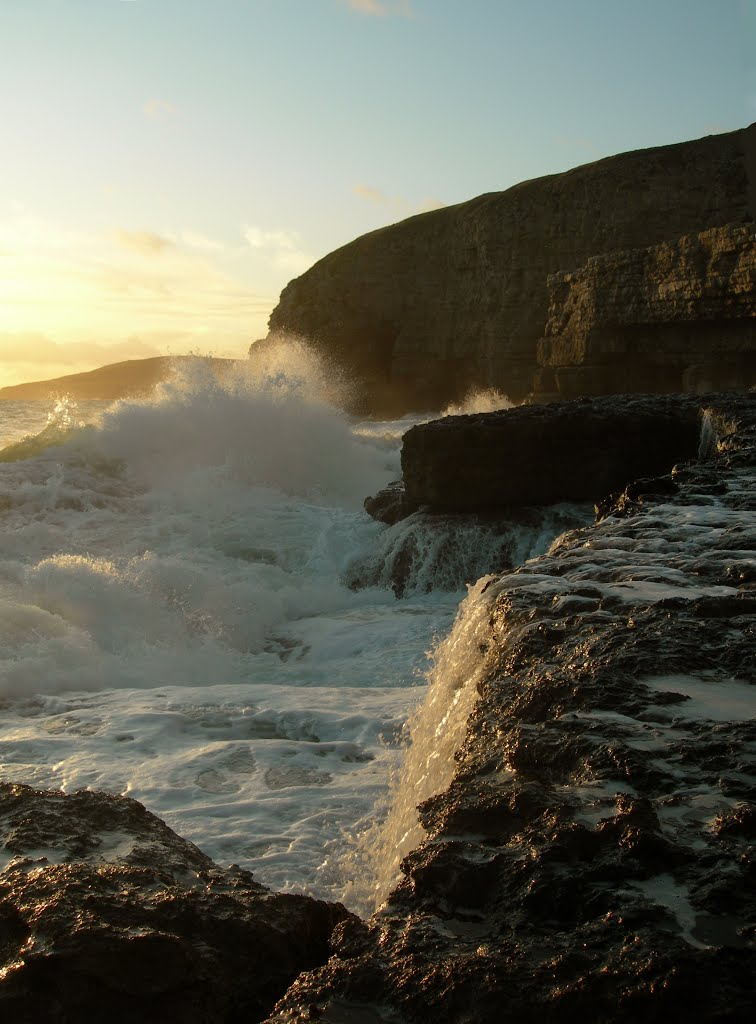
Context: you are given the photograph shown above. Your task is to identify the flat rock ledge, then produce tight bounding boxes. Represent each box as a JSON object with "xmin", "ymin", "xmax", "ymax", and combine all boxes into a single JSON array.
[
  {"xmin": 0, "ymin": 784, "xmax": 352, "ymax": 1023},
  {"xmin": 399, "ymin": 393, "xmax": 710, "ymax": 514},
  {"xmin": 266, "ymin": 392, "xmax": 756, "ymax": 1023}
]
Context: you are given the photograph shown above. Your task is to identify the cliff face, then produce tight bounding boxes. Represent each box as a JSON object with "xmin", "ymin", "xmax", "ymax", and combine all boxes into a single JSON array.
[
  {"xmin": 263, "ymin": 124, "xmax": 756, "ymax": 415},
  {"xmin": 537, "ymin": 223, "xmax": 756, "ymax": 399}
]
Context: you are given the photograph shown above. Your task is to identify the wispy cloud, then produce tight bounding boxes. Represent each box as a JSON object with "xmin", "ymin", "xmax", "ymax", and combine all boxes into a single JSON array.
[
  {"xmin": 352, "ymin": 183, "xmax": 387, "ymax": 203},
  {"xmin": 352, "ymin": 183, "xmax": 445, "ymax": 216},
  {"xmin": 344, "ymin": 0, "xmax": 414, "ymax": 17},
  {"xmin": 243, "ymin": 224, "xmax": 313, "ymax": 274},
  {"xmin": 144, "ymin": 97, "xmax": 177, "ymax": 120},
  {"xmin": 0, "ymin": 332, "xmax": 161, "ymax": 367},
  {"xmin": 179, "ymin": 230, "xmax": 225, "ymax": 252},
  {"xmin": 0, "ymin": 208, "xmax": 275, "ymax": 383},
  {"xmin": 116, "ymin": 230, "xmax": 173, "ymax": 255},
  {"xmin": 555, "ymin": 135, "xmax": 598, "ymax": 154}
]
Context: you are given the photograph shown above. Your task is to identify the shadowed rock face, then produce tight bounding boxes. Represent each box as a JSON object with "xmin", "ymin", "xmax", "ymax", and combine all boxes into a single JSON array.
[
  {"xmin": 400, "ymin": 394, "xmax": 704, "ymax": 513},
  {"xmin": 264, "ymin": 393, "xmax": 756, "ymax": 1023},
  {"xmin": 0, "ymin": 784, "xmax": 351, "ymax": 1023},
  {"xmin": 263, "ymin": 125, "xmax": 756, "ymax": 415},
  {"xmin": 536, "ymin": 223, "xmax": 756, "ymax": 400}
]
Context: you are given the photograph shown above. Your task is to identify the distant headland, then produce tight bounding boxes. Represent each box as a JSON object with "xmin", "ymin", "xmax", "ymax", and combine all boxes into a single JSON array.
[{"xmin": 0, "ymin": 355, "xmax": 243, "ymax": 402}]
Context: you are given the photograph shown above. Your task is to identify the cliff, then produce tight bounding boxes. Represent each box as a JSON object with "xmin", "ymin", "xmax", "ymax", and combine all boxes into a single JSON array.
[
  {"xmin": 262, "ymin": 124, "xmax": 756, "ymax": 415},
  {"xmin": 537, "ymin": 223, "xmax": 756, "ymax": 399},
  {"xmin": 0, "ymin": 356, "xmax": 242, "ymax": 402}
]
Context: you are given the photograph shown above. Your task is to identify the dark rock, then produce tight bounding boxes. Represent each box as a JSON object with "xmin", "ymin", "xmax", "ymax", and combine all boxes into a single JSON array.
[
  {"xmin": 363, "ymin": 481, "xmax": 418, "ymax": 525},
  {"xmin": 260, "ymin": 125, "xmax": 756, "ymax": 414},
  {"xmin": 264, "ymin": 392, "xmax": 756, "ymax": 1023},
  {"xmin": 0, "ymin": 783, "xmax": 351, "ymax": 1023},
  {"xmin": 401, "ymin": 393, "xmax": 703, "ymax": 513},
  {"xmin": 537, "ymin": 223, "xmax": 756, "ymax": 400}
]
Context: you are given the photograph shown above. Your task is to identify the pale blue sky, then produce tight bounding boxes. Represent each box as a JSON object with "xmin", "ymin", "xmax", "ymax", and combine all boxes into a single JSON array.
[{"xmin": 0, "ymin": 0, "xmax": 753, "ymax": 384}]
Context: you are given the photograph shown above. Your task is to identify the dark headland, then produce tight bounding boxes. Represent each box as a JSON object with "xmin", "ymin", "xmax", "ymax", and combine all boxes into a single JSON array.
[
  {"xmin": 1, "ymin": 127, "xmax": 754, "ymax": 1022},
  {"xmin": 0, "ymin": 355, "xmax": 243, "ymax": 402}
]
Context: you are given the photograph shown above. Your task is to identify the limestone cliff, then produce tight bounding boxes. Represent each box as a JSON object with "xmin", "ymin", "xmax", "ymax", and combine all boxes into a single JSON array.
[
  {"xmin": 262, "ymin": 124, "xmax": 756, "ymax": 415},
  {"xmin": 537, "ymin": 223, "xmax": 756, "ymax": 399}
]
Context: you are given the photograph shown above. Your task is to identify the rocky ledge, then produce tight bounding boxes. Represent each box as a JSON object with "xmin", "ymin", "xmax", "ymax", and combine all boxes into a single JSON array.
[
  {"xmin": 0, "ymin": 784, "xmax": 351, "ymax": 1022},
  {"xmin": 266, "ymin": 392, "xmax": 755, "ymax": 1022},
  {"xmin": 398, "ymin": 393, "xmax": 708, "ymax": 514}
]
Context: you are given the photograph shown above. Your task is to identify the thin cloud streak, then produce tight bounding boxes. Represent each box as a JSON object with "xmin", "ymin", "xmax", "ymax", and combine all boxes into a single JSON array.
[
  {"xmin": 243, "ymin": 224, "xmax": 313, "ymax": 275},
  {"xmin": 144, "ymin": 97, "xmax": 177, "ymax": 119},
  {"xmin": 352, "ymin": 183, "xmax": 387, "ymax": 203},
  {"xmin": 352, "ymin": 183, "xmax": 445, "ymax": 216},
  {"xmin": 116, "ymin": 230, "xmax": 173, "ymax": 255},
  {"xmin": 344, "ymin": 0, "xmax": 414, "ymax": 17}
]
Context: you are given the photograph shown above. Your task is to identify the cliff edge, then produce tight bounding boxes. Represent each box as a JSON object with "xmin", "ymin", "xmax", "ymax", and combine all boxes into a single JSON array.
[{"xmin": 261, "ymin": 125, "xmax": 756, "ymax": 415}]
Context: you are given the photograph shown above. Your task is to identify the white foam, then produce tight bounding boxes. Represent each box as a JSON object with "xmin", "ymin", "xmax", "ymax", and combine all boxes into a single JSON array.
[
  {"xmin": 630, "ymin": 874, "xmax": 709, "ymax": 949},
  {"xmin": 349, "ymin": 574, "xmax": 508, "ymax": 913},
  {"xmin": 643, "ymin": 675, "xmax": 755, "ymax": 723},
  {"xmin": 0, "ymin": 355, "xmax": 553, "ymax": 907}
]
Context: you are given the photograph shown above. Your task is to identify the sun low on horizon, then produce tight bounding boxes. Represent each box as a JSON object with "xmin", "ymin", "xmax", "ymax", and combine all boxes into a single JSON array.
[{"xmin": 1, "ymin": 0, "xmax": 752, "ymax": 389}]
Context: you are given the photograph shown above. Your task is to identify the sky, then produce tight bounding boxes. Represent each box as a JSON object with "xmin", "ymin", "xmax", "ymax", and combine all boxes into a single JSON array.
[{"xmin": 0, "ymin": 0, "xmax": 754, "ymax": 387}]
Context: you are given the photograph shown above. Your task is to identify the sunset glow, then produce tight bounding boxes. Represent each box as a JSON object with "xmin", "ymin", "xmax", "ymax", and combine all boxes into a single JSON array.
[{"xmin": 0, "ymin": 0, "xmax": 751, "ymax": 388}]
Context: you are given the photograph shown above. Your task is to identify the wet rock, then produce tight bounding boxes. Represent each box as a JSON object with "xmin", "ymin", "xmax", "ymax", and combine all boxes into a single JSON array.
[
  {"xmin": 264, "ymin": 392, "xmax": 756, "ymax": 1023},
  {"xmin": 401, "ymin": 393, "xmax": 703, "ymax": 513},
  {"xmin": 363, "ymin": 481, "xmax": 418, "ymax": 525},
  {"xmin": 0, "ymin": 783, "xmax": 351, "ymax": 1023}
]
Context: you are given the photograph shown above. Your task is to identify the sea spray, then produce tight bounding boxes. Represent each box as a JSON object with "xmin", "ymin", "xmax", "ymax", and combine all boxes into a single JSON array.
[
  {"xmin": 346, "ymin": 504, "xmax": 589, "ymax": 596},
  {"xmin": 0, "ymin": 350, "xmax": 586, "ymax": 904},
  {"xmin": 346, "ymin": 573, "xmax": 506, "ymax": 913},
  {"xmin": 441, "ymin": 387, "xmax": 513, "ymax": 417},
  {"xmin": 353, "ymin": 387, "xmax": 515, "ymax": 448}
]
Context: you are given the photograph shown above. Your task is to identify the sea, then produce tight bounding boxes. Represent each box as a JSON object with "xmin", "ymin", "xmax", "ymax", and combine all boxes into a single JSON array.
[{"xmin": 0, "ymin": 346, "xmax": 589, "ymax": 913}]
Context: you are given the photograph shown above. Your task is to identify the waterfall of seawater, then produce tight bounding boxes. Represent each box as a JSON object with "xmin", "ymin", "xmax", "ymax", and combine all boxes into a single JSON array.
[{"xmin": 344, "ymin": 574, "xmax": 506, "ymax": 914}]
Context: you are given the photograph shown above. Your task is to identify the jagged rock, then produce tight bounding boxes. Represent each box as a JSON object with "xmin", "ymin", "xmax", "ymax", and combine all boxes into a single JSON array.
[
  {"xmin": 260, "ymin": 125, "xmax": 756, "ymax": 414},
  {"xmin": 363, "ymin": 480, "xmax": 418, "ymax": 525},
  {"xmin": 0, "ymin": 783, "xmax": 351, "ymax": 1023},
  {"xmin": 263, "ymin": 399, "xmax": 756, "ymax": 1024},
  {"xmin": 400, "ymin": 393, "xmax": 704, "ymax": 513},
  {"xmin": 536, "ymin": 223, "xmax": 756, "ymax": 400}
]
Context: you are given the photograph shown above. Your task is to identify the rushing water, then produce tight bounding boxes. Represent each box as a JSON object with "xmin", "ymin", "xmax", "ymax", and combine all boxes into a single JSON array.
[{"xmin": 0, "ymin": 351, "xmax": 587, "ymax": 911}]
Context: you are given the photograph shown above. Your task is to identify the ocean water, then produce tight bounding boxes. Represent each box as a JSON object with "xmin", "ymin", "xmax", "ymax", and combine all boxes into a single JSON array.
[{"xmin": 0, "ymin": 350, "xmax": 587, "ymax": 911}]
